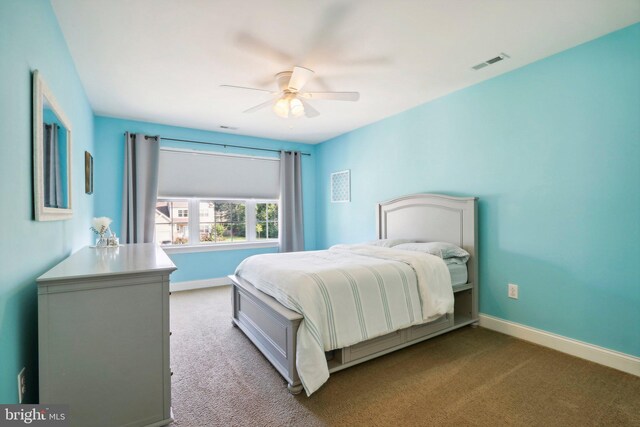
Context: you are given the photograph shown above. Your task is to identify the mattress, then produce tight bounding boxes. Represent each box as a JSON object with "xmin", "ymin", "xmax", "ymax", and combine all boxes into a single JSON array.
[{"xmin": 448, "ymin": 262, "xmax": 468, "ymax": 286}]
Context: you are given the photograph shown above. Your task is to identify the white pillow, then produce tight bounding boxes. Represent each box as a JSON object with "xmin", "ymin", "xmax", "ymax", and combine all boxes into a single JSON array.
[
  {"xmin": 394, "ymin": 242, "xmax": 470, "ymax": 263},
  {"xmin": 365, "ymin": 238, "xmax": 415, "ymax": 248}
]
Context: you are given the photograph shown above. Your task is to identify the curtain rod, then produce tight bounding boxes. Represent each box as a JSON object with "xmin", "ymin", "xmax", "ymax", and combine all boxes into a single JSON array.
[{"xmin": 124, "ymin": 133, "xmax": 311, "ymax": 156}]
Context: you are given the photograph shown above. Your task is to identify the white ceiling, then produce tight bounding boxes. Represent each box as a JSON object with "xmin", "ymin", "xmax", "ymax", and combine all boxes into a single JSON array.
[{"xmin": 51, "ymin": 0, "xmax": 640, "ymax": 144}]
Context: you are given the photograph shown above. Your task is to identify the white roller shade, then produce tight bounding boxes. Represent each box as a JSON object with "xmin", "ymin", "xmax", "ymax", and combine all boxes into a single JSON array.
[{"xmin": 158, "ymin": 149, "xmax": 280, "ymax": 199}]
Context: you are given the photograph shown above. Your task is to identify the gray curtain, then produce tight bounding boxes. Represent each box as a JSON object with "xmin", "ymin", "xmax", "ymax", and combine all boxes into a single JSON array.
[
  {"xmin": 279, "ymin": 151, "xmax": 304, "ymax": 252},
  {"xmin": 122, "ymin": 132, "xmax": 160, "ymax": 243},
  {"xmin": 43, "ymin": 123, "xmax": 62, "ymax": 208}
]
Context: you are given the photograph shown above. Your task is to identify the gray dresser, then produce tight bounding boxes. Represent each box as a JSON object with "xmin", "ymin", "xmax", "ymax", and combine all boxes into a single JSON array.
[{"xmin": 37, "ymin": 243, "xmax": 176, "ymax": 427}]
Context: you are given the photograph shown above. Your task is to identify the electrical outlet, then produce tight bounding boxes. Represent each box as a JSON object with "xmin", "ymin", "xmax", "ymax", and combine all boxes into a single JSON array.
[
  {"xmin": 17, "ymin": 367, "xmax": 26, "ymax": 403},
  {"xmin": 508, "ymin": 283, "xmax": 519, "ymax": 299}
]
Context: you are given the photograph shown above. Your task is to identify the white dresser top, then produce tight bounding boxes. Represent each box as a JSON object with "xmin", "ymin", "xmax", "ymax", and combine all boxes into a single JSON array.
[{"xmin": 37, "ymin": 243, "xmax": 176, "ymax": 283}]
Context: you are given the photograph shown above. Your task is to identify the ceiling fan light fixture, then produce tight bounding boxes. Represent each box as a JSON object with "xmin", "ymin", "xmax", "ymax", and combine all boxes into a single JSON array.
[
  {"xmin": 273, "ymin": 94, "xmax": 305, "ymax": 119},
  {"xmin": 289, "ymin": 97, "xmax": 305, "ymax": 118},
  {"xmin": 273, "ymin": 97, "xmax": 290, "ymax": 118}
]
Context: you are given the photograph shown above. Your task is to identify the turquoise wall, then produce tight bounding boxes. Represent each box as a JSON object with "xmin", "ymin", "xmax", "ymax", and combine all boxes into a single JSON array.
[
  {"xmin": 94, "ymin": 116, "xmax": 317, "ymax": 282},
  {"xmin": 0, "ymin": 0, "xmax": 95, "ymax": 403},
  {"xmin": 315, "ymin": 24, "xmax": 640, "ymax": 356},
  {"xmin": 168, "ymin": 247, "xmax": 278, "ymax": 283}
]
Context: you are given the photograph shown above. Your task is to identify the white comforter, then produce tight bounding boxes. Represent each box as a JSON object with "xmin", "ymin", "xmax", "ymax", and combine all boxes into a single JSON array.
[{"xmin": 234, "ymin": 244, "xmax": 453, "ymax": 395}]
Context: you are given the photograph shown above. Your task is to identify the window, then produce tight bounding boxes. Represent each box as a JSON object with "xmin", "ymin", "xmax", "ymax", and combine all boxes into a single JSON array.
[
  {"xmin": 199, "ymin": 201, "xmax": 246, "ymax": 243},
  {"xmin": 256, "ymin": 202, "xmax": 278, "ymax": 240},
  {"xmin": 155, "ymin": 200, "xmax": 189, "ymax": 245},
  {"xmin": 156, "ymin": 149, "xmax": 281, "ymax": 251},
  {"xmin": 155, "ymin": 198, "xmax": 278, "ymax": 248}
]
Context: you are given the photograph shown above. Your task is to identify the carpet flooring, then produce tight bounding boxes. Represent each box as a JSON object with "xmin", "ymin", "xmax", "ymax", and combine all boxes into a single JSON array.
[{"xmin": 169, "ymin": 286, "xmax": 640, "ymax": 426}]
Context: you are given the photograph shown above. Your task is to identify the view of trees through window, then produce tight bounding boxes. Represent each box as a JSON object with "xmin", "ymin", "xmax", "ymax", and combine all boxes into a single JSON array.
[
  {"xmin": 256, "ymin": 203, "xmax": 278, "ymax": 239},
  {"xmin": 199, "ymin": 201, "xmax": 246, "ymax": 243},
  {"xmin": 155, "ymin": 199, "xmax": 278, "ymax": 246}
]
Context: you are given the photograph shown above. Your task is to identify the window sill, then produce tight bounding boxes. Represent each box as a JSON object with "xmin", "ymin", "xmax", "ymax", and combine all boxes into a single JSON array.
[{"xmin": 161, "ymin": 241, "xmax": 279, "ymax": 254}]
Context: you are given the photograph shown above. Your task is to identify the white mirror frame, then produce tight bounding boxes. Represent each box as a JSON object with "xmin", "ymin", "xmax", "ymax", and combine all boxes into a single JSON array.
[{"xmin": 33, "ymin": 70, "xmax": 73, "ymax": 221}]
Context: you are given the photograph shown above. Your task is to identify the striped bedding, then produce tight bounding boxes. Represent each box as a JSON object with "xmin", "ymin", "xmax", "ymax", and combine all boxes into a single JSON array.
[{"xmin": 234, "ymin": 244, "xmax": 454, "ymax": 395}]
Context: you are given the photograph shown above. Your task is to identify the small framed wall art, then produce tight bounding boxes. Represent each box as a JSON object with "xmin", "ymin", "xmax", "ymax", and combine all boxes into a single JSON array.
[
  {"xmin": 84, "ymin": 151, "xmax": 93, "ymax": 194},
  {"xmin": 330, "ymin": 170, "xmax": 350, "ymax": 203}
]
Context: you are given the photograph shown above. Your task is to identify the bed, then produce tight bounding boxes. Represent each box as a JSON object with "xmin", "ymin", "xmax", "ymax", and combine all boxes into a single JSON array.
[{"xmin": 229, "ymin": 193, "xmax": 478, "ymax": 395}]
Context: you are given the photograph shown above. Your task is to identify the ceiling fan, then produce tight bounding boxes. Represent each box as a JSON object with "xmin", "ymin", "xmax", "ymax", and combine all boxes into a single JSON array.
[{"xmin": 221, "ymin": 66, "xmax": 359, "ymax": 119}]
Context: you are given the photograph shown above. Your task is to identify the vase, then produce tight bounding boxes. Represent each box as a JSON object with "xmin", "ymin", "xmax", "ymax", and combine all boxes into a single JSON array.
[{"xmin": 95, "ymin": 235, "xmax": 108, "ymax": 247}]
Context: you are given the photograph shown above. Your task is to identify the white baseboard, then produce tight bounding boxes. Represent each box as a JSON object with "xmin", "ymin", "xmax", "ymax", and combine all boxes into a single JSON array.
[
  {"xmin": 479, "ymin": 314, "xmax": 640, "ymax": 377},
  {"xmin": 170, "ymin": 277, "xmax": 231, "ymax": 292}
]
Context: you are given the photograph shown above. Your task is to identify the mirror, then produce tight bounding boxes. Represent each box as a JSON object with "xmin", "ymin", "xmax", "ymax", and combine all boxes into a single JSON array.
[{"xmin": 33, "ymin": 70, "xmax": 73, "ymax": 221}]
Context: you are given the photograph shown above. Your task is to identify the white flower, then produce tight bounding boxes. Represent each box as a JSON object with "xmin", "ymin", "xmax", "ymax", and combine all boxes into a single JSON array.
[{"xmin": 91, "ymin": 217, "xmax": 112, "ymax": 235}]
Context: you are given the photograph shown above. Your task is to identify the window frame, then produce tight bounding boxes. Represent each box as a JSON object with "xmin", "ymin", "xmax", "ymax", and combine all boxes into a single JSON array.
[{"xmin": 156, "ymin": 197, "xmax": 279, "ymax": 254}]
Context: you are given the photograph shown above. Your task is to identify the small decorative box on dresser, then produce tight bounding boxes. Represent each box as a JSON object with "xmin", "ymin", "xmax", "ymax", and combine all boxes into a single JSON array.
[{"xmin": 37, "ymin": 243, "xmax": 176, "ymax": 427}]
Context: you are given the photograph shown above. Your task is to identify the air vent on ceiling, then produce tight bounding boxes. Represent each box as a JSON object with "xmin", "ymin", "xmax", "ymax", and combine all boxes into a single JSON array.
[{"xmin": 472, "ymin": 53, "xmax": 510, "ymax": 71}]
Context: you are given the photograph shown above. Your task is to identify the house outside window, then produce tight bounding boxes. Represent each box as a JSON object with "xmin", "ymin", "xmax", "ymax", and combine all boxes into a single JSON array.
[{"xmin": 155, "ymin": 200, "xmax": 189, "ymax": 245}]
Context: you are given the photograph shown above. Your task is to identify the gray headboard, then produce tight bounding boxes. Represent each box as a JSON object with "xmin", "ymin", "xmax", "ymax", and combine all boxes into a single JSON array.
[{"xmin": 376, "ymin": 193, "xmax": 478, "ymax": 286}]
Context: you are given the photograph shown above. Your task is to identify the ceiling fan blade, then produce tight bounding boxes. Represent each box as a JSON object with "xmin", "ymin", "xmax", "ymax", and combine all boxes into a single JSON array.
[
  {"xmin": 220, "ymin": 85, "xmax": 276, "ymax": 95},
  {"xmin": 299, "ymin": 91, "xmax": 360, "ymax": 102},
  {"xmin": 243, "ymin": 99, "xmax": 275, "ymax": 113},
  {"xmin": 299, "ymin": 99, "xmax": 320, "ymax": 118},
  {"xmin": 288, "ymin": 66, "xmax": 315, "ymax": 92},
  {"xmin": 235, "ymin": 32, "xmax": 294, "ymax": 64}
]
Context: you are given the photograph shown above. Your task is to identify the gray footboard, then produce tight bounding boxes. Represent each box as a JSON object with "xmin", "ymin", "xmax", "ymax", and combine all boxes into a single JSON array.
[{"xmin": 230, "ymin": 275, "xmax": 304, "ymax": 391}]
